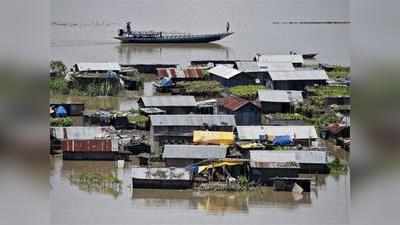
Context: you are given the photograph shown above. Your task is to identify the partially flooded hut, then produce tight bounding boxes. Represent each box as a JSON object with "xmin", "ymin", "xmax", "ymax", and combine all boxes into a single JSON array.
[
  {"xmin": 257, "ymin": 89, "xmax": 303, "ymax": 113},
  {"xmin": 131, "ymin": 167, "xmax": 193, "ymax": 189},
  {"xmin": 162, "ymin": 144, "xmax": 227, "ymax": 167},
  {"xmin": 149, "ymin": 114, "xmax": 236, "ymax": 156}
]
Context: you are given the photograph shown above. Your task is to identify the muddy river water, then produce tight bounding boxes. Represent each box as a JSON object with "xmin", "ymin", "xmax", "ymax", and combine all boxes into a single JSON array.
[{"xmin": 50, "ymin": 157, "xmax": 349, "ymax": 225}]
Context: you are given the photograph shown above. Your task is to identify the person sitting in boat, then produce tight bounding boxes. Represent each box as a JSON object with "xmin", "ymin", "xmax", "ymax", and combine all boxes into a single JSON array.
[
  {"xmin": 126, "ymin": 22, "xmax": 132, "ymax": 35},
  {"xmin": 226, "ymin": 21, "xmax": 230, "ymax": 32}
]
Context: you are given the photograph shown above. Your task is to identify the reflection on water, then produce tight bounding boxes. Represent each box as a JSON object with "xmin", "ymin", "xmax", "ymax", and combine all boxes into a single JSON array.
[
  {"xmin": 117, "ymin": 43, "xmax": 232, "ymax": 64},
  {"xmin": 51, "ymin": 157, "xmax": 349, "ymax": 224}
]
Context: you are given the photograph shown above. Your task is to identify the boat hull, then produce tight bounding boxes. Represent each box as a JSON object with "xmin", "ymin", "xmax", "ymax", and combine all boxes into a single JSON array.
[{"xmin": 115, "ymin": 32, "xmax": 233, "ymax": 43}]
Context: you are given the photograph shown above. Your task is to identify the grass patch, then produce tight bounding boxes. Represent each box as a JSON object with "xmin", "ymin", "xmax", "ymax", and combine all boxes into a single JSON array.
[
  {"xmin": 326, "ymin": 66, "xmax": 350, "ymax": 79},
  {"xmin": 271, "ymin": 113, "xmax": 308, "ymax": 121},
  {"xmin": 178, "ymin": 80, "xmax": 223, "ymax": 95},
  {"xmin": 50, "ymin": 117, "xmax": 73, "ymax": 127},
  {"xmin": 49, "ymin": 77, "xmax": 121, "ymax": 96},
  {"xmin": 328, "ymin": 158, "xmax": 348, "ymax": 175},
  {"xmin": 229, "ymin": 85, "xmax": 266, "ymax": 99},
  {"xmin": 68, "ymin": 171, "xmax": 122, "ymax": 198},
  {"xmin": 128, "ymin": 114, "xmax": 149, "ymax": 129},
  {"xmin": 307, "ymin": 85, "xmax": 350, "ymax": 97}
]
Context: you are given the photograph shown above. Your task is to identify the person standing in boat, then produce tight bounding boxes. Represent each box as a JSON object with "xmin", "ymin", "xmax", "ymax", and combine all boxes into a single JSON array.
[
  {"xmin": 226, "ymin": 21, "xmax": 230, "ymax": 32},
  {"xmin": 126, "ymin": 22, "xmax": 132, "ymax": 35}
]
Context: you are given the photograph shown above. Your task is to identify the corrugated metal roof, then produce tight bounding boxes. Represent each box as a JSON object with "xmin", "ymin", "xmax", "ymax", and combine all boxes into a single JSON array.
[
  {"xmin": 50, "ymin": 126, "xmax": 115, "ymax": 140},
  {"xmin": 220, "ymin": 95, "xmax": 252, "ymax": 111},
  {"xmin": 258, "ymin": 90, "xmax": 303, "ymax": 103},
  {"xmin": 236, "ymin": 126, "xmax": 318, "ymax": 140},
  {"xmin": 150, "ymin": 114, "xmax": 236, "ymax": 127},
  {"xmin": 258, "ymin": 62, "xmax": 295, "ymax": 71},
  {"xmin": 157, "ymin": 67, "xmax": 207, "ymax": 79},
  {"xmin": 131, "ymin": 167, "xmax": 191, "ymax": 180},
  {"xmin": 258, "ymin": 54, "xmax": 304, "ymax": 64},
  {"xmin": 292, "ymin": 150, "xmax": 328, "ymax": 164},
  {"xmin": 268, "ymin": 70, "xmax": 328, "ymax": 81},
  {"xmin": 249, "ymin": 150, "xmax": 327, "ymax": 166},
  {"xmin": 250, "ymin": 150, "xmax": 297, "ymax": 163},
  {"xmin": 208, "ymin": 65, "xmax": 241, "ymax": 79},
  {"xmin": 76, "ymin": 62, "xmax": 121, "ymax": 72},
  {"xmin": 250, "ymin": 161, "xmax": 300, "ymax": 169},
  {"xmin": 140, "ymin": 95, "xmax": 196, "ymax": 107},
  {"xmin": 235, "ymin": 61, "xmax": 261, "ymax": 72},
  {"xmin": 163, "ymin": 144, "xmax": 227, "ymax": 159}
]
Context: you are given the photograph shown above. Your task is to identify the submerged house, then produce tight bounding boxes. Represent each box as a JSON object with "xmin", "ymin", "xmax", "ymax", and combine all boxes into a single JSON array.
[
  {"xmin": 257, "ymin": 54, "xmax": 304, "ymax": 68},
  {"xmin": 208, "ymin": 64, "xmax": 266, "ymax": 87},
  {"xmin": 131, "ymin": 167, "xmax": 192, "ymax": 189},
  {"xmin": 236, "ymin": 125, "xmax": 319, "ymax": 147},
  {"xmin": 69, "ymin": 62, "xmax": 122, "ymax": 95},
  {"xmin": 162, "ymin": 144, "xmax": 227, "ymax": 167},
  {"xmin": 149, "ymin": 114, "xmax": 236, "ymax": 156},
  {"xmin": 50, "ymin": 126, "xmax": 120, "ymax": 160},
  {"xmin": 266, "ymin": 70, "xmax": 329, "ymax": 91},
  {"xmin": 218, "ymin": 95, "xmax": 262, "ymax": 125},
  {"xmin": 258, "ymin": 61, "xmax": 295, "ymax": 72},
  {"xmin": 73, "ymin": 62, "xmax": 121, "ymax": 73},
  {"xmin": 257, "ymin": 89, "xmax": 303, "ymax": 113},
  {"xmin": 138, "ymin": 95, "xmax": 197, "ymax": 114},
  {"xmin": 249, "ymin": 150, "xmax": 329, "ymax": 184},
  {"xmin": 249, "ymin": 150, "xmax": 300, "ymax": 185}
]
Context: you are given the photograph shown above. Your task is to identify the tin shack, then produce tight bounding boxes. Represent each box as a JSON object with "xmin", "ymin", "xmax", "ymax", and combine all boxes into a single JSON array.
[
  {"xmin": 50, "ymin": 126, "xmax": 121, "ymax": 160},
  {"xmin": 208, "ymin": 64, "xmax": 266, "ymax": 87},
  {"xmin": 132, "ymin": 167, "xmax": 193, "ymax": 189},
  {"xmin": 266, "ymin": 70, "xmax": 329, "ymax": 91},
  {"xmin": 249, "ymin": 150, "xmax": 300, "ymax": 185},
  {"xmin": 218, "ymin": 95, "xmax": 262, "ymax": 125},
  {"xmin": 149, "ymin": 114, "xmax": 236, "ymax": 156},
  {"xmin": 162, "ymin": 144, "xmax": 227, "ymax": 167},
  {"xmin": 257, "ymin": 89, "xmax": 303, "ymax": 113}
]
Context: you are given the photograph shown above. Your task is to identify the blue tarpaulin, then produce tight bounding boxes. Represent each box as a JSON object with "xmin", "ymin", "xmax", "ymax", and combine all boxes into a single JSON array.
[
  {"xmin": 159, "ymin": 77, "xmax": 173, "ymax": 87},
  {"xmin": 55, "ymin": 106, "xmax": 67, "ymax": 117},
  {"xmin": 272, "ymin": 135, "xmax": 293, "ymax": 145}
]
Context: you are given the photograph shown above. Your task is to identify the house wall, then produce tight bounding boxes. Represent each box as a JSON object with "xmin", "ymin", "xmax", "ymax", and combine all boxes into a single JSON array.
[
  {"xmin": 151, "ymin": 125, "xmax": 235, "ymax": 156},
  {"xmin": 250, "ymin": 168, "xmax": 299, "ymax": 185},
  {"xmin": 260, "ymin": 102, "xmax": 290, "ymax": 113},
  {"xmin": 165, "ymin": 158, "xmax": 196, "ymax": 167},
  {"xmin": 299, "ymin": 163, "xmax": 330, "ymax": 174},
  {"xmin": 325, "ymin": 96, "xmax": 351, "ymax": 106},
  {"xmin": 272, "ymin": 80, "xmax": 327, "ymax": 91},
  {"xmin": 224, "ymin": 104, "xmax": 261, "ymax": 125},
  {"xmin": 210, "ymin": 72, "xmax": 266, "ymax": 87}
]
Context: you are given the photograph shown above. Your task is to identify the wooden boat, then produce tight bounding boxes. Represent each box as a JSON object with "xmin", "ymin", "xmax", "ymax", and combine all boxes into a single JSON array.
[
  {"xmin": 302, "ymin": 53, "xmax": 318, "ymax": 59},
  {"xmin": 115, "ymin": 22, "xmax": 233, "ymax": 43},
  {"xmin": 115, "ymin": 31, "xmax": 233, "ymax": 43}
]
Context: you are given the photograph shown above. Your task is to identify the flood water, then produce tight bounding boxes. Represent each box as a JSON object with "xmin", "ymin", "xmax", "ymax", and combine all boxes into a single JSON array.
[
  {"xmin": 51, "ymin": 0, "xmax": 349, "ymax": 67},
  {"xmin": 51, "ymin": 1, "xmax": 350, "ymax": 224},
  {"xmin": 50, "ymin": 157, "xmax": 349, "ymax": 225}
]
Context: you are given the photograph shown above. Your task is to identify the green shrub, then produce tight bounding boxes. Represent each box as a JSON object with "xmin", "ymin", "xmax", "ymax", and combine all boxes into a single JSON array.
[
  {"xmin": 49, "ymin": 77, "xmax": 70, "ymax": 95},
  {"xmin": 128, "ymin": 114, "xmax": 149, "ymax": 128},
  {"xmin": 50, "ymin": 117, "xmax": 73, "ymax": 127},
  {"xmin": 179, "ymin": 80, "xmax": 223, "ymax": 95},
  {"xmin": 328, "ymin": 158, "xmax": 348, "ymax": 175},
  {"xmin": 229, "ymin": 85, "xmax": 266, "ymax": 99}
]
